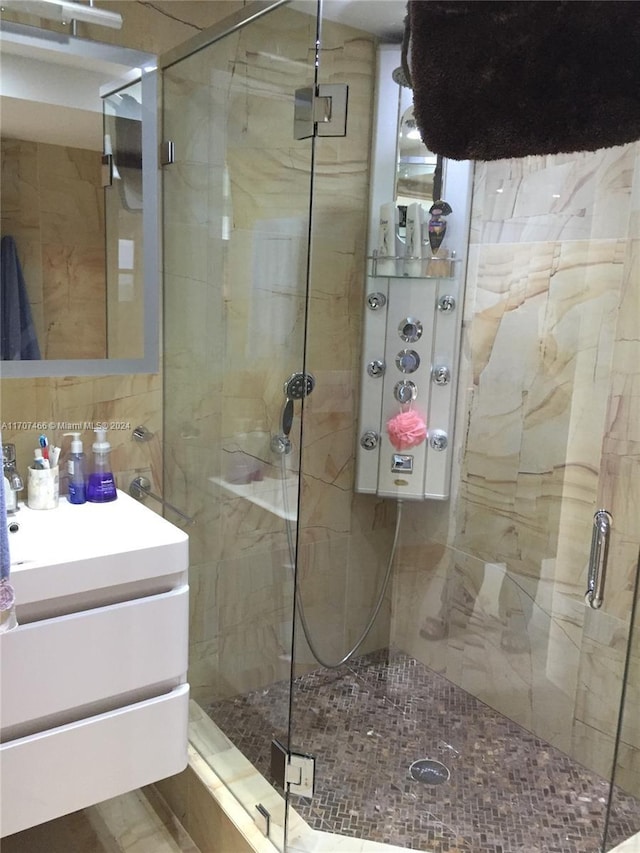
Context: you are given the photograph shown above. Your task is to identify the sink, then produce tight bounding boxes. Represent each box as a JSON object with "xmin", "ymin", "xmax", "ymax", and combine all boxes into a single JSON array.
[
  {"xmin": 1, "ymin": 488, "xmax": 190, "ymax": 837},
  {"xmin": 5, "ymin": 490, "xmax": 189, "ymax": 611}
]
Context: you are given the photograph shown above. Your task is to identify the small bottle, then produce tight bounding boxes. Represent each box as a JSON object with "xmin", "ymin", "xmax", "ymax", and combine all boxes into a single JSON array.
[
  {"xmin": 376, "ymin": 202, "xmax": 400, "ymax": 275},
  {"xmin": 86, "ymin": 428, "xmax": 117, "ymax": 503},
  {"xmin": 64, "ymin": 432, "xmax": 86, "ymax": 505}
]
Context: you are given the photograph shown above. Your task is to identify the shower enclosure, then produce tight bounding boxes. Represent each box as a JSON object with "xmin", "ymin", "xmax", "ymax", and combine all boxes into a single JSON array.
[{"xmin": 160, "ymin": 2, "xmax": 640, "ymax": 851}]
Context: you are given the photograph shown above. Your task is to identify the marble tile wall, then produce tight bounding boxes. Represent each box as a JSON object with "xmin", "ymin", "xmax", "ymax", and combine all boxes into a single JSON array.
[
  {"xmin": 1, "ymin": 138, "xmax": 106, "ymax": 360},
  {"xmin": 391, "ymin": 144, "xmax": 640, "ymax": 796},
  {"xmin": 162, "ymin": 5, "xmax": 384, "ymax": 705}
]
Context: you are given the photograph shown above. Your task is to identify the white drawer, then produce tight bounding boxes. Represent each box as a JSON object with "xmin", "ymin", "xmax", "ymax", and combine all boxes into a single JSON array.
[
  {"xmin": 0, "ymin": 682, "xmax": 189, "ymax": 838},
  {"xmin": 0, "ymin": 585, "xmax": 188, "ymax": 735}
]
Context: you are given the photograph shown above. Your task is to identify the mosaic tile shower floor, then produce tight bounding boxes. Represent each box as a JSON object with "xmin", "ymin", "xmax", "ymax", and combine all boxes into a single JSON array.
[{"xmin": 207, "ymin": 649, "xmax": 640, "ymax": 853}]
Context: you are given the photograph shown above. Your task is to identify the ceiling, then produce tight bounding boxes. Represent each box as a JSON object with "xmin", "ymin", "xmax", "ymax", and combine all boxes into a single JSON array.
[{"xmin": 293, "ymin": 0, "xmax": 408, "ymax": 40}]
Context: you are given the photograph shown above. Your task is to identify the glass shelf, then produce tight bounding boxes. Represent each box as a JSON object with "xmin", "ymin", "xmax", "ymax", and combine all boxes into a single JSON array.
[{"xmin": 368, "ymin": 254, "xmax": 457, "ymax": 279}]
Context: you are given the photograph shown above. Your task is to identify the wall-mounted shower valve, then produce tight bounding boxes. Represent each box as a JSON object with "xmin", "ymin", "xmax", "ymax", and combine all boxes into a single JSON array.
[
  {"xmin": 360, "ymin": 430, "xmax": 379, "ymax": 450},
  {"xmin": 367, "ymin": 359, "xmax": 385, "ymax": 377},
  {"xmin": 367, "ymin": 292, "xmax": 387, "ymax": 310},
  {"xmin": 396, "ymin": 349, "xmax": 420, "ymax": 374},
  {"xmin": 429, "ymin": 430, "xmax": 448, "ymax": 451},
  {"xmin": 394, "ymin": 380, "xmax": 417, "ymax": 404},
  {"xmin": 398, "ymin": 317, "xmax": 423, "ymax": 343},
  {"xmin": 437, "ymin": 295, "xmax": 456, "ymax": 312},
  {"xmin": 432, "ymin": 365, "xmax": 450, "ymax": 385}
]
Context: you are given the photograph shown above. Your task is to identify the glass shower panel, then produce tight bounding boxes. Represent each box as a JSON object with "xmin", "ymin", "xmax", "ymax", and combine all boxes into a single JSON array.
[
  {"xmin": 287, "ymin": 4, "xmax": 640, "ymax": 847},
  {"xmin": 605, "ymin": 549, "xmax": 640, "ymax": 851},
  {"xmin": 161, "ymin": 5, "xmax": 318, "ymax": 847}
]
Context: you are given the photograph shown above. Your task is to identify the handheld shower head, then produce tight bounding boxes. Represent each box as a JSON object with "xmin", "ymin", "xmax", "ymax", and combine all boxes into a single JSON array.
[
  {"xmin": 280, "ymin": 372, "xmax": 316, "ymax": 440},
  {"xmin": 284, "ymin": 372, "xmax": 315, "ymax": 400}
]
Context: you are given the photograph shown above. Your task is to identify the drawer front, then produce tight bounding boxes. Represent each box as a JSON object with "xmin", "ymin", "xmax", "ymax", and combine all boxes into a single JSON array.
[
  {"xmin": 1, "ymin": 585, "xmax": 188, "ymax": 732},
  {"xmin": 0, "ymin": 683, "xmax": 189, "ymax": 838}
]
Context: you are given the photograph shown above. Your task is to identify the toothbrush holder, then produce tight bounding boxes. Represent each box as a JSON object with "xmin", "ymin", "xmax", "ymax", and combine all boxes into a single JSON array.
[{"xmin": 27, "ymin": 466, "xmax": 59, "ymax": 510}]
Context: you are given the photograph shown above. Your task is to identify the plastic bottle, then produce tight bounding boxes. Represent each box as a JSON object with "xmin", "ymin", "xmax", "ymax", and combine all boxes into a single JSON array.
[
  {"xmin": 86, "ymin": 427, "xmax": 117, "ymax": 503},
  {"xmin": 64, "ymin": 432, "xmax": 86, "ymax": 505}
]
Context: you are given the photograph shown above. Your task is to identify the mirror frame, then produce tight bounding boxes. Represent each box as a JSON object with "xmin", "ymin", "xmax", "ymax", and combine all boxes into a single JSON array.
[{"xmin": 0, "ymin": 21, "xmax": 159, "ymax": 378}]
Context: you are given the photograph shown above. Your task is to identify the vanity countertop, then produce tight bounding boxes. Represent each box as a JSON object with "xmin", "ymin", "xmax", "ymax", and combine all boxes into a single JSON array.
[{"xmin": 7, "ymin": 490, "xmax": 189, "ymax": 608}]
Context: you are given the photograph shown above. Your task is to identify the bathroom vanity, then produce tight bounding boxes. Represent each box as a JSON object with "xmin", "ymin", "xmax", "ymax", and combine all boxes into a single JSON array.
[{"xmin": 0, "ymin": 491, "xmax": 189, "ymax": 837}]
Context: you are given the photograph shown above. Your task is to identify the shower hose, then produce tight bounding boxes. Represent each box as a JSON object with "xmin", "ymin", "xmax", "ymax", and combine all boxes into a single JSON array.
[{"xmin": 280, "ymin": 454, "xmax": 403, "ymax": 669}]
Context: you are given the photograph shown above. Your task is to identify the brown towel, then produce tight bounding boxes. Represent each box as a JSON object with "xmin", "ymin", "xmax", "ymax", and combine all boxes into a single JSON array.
[{"xmin": 408, "ymin": 0, "xmax": 640, "ymax": 161}]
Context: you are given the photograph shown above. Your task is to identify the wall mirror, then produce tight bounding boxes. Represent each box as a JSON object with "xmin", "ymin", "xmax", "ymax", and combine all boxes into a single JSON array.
[{"xmin": 0, "ymin": 20, "xmax": 159, "ymax": 377}]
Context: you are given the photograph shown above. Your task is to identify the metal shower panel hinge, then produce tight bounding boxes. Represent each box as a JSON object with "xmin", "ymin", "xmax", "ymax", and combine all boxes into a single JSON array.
[
  {"xmin": 294, "ymin": 83, "xmax": 349, "ymax": 140},
  {"xmin": 270, "ymin": 739, "xmax": 315, "ymax": 798},
  {"xmin": 101, "ymin": 153, "xmax": 113, "ymax": 187},
  {"xmin": 160, "ymin": 140, "xmax": 175, "ymax": 166}
]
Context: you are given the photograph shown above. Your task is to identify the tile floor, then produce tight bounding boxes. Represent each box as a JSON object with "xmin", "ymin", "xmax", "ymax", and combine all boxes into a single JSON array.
[
  {"xmin": 208, "ymin": 649, "xmax": 640, "ymax": 853},
  {"xmin": 1, "ymin": 786, "xmax": 199, "ymax": 853}
]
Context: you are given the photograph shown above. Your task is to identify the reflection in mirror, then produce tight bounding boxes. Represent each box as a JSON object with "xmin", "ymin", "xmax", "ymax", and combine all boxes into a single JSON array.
[
  {"xmin": 396, "ymin": 105, "xmax": 439, "ymax": 204},
  {"xmin": 0, "ymin": 21, "xmax": 159, "ymax": 376}
]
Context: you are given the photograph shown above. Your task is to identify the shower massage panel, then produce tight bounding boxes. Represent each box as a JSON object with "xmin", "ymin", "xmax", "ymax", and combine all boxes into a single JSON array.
[
  {"xmin": 356, "ymin": 261, "xmax": 466, "ymax": 501},
  {"xmin": 355, "ymin": 46, "xmax": 473, "ymax": 501}
]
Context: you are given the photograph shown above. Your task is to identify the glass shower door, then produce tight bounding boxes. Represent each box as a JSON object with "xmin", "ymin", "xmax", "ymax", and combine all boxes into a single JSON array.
[
  {"xmin": 287, "ymin": 6, "xmax": 640, "ymax": 848},
  {"xmin": 161, "ymin": 4, "xmax": 319, "ymax": 848}
]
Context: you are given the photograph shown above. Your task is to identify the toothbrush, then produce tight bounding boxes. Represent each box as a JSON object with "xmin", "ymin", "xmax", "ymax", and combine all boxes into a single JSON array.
[{"xmin": 39, "ymin": 434, "xmax": 49, "ymax": 461}]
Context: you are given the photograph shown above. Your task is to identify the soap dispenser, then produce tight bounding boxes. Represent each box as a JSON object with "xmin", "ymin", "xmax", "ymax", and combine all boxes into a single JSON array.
[
  {"xmin": 64, "ymin": 432, "xmax": 86, "ymax": 505},
  {"xmin": 86, "ymin": 427, "xmax": 117, "ymax": 503}
]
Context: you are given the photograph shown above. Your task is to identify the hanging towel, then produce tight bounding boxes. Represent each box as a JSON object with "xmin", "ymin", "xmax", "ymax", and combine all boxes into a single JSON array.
[
  {"xmin": 0, "ymin": 439, "xmax": 17, "ymax": 632},
  {"xmin": 407, "ymin": 1, "xmax": 640, "ymax": 161},
  {"xmin": 0, "ymin": 235, "xmax": 41, "ymax": 360}
]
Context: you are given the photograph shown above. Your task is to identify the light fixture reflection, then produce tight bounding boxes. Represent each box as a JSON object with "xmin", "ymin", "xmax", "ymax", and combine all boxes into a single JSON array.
[{"xmin": 1, "ymin": 0, "xmax": 123, "ymax": 29}]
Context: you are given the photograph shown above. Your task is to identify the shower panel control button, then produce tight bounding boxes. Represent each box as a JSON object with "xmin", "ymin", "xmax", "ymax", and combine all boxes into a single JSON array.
[
  {"xmin": 432, "ymin": 365, "xmax": 450, "ymax": 385},
  {"xmin": 398, "ymin": 317, "xmax": 423, "ymax": 342},
  {"xmin": 360, "ymin": 430, "xmax": 379, "ymax": 450},
  {"xmin": 396, "ymin": 349, "xmax": 420, "ymax": 374},
  {"xmin": 367, "ymin": 292, "xmax": 387, "ymax": 310},
  {"xmin": 394, "ymin": 379, "xmax": 417, "ymax": 403},
  {"xmin": 367, "ymin": 359, "xmax": 385, "ymax": 377},
  {"xmin": 392, "ymin": 454, "xmax": 414, "ymax": 473},
  {"xmin": 437, "ymin": 295, "xmax": 456, "ymax": 313},
  {"xmin": 429, "ymin": 430, "xmax": 448, "ymax": 451}
]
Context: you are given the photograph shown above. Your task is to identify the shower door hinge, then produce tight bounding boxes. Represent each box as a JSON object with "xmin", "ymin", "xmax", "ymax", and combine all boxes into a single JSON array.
[
  {"xmin": 160, "ymin": 140, "xmax": 175, "ymax": 166},
  {"xmin": 270, "ymin": 739, "xmax": 315, "ymax": 798},
  {"xmin": 101, "ymin": 153, "xmax": 113, "ymax": 187},
  {"xmin": 294, "ymin": 83, "xmax": 348, "ymax": 140}
]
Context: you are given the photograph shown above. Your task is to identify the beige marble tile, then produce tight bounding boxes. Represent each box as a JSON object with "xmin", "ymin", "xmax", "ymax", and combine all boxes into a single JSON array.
[{"xmin": 1, "ymin": 787, "xmax": 199, "ymax": 853}]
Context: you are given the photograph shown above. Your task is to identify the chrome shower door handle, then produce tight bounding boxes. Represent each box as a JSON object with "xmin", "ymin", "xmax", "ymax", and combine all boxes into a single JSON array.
[{"xmin": 585, "ymin": 509, "xmax": 612, "ymax": 610}]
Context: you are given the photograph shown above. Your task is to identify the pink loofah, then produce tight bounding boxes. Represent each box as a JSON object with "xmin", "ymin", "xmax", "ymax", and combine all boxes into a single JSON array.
[{"xmin": 386, "ymin": 409, "xmax": 427, "ymax": 450}]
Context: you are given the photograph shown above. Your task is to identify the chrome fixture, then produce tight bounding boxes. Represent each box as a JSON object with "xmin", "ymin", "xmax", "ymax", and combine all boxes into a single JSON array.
[
  {"xmin": 432, "ymin": 365, "xmax": 451, "ymax": 385},
  {"xmin": 429, "ymin": 431, "xmax": 448, "ymax": 451},
  {"xmin": 367, "ymin": 292, "xmax": 387, "ymax": 310},
  {"xmin": 398, "ymin": 317, "xmax": 423, "ymax": 342},
  {"xmin": 273, "ymin": 372, "xmax": 316, "ymax": 453},
  {"xmin": 132, "ymin": 425, "xmax": 155, "ymax": 442},
  {"xmin": 585, "ymin": 509, "xmax": 612, "ymax": 609},
  {"xmin": 437, "ymin": 295, "xmax": 456, "ymax": 313},
  {"xmin": 294, "ymin": 83, "xmax": 348, "ymax": 140},
  {"xmin": 2, "ymin": 444, "xmax": 23, "ymax": 514},
  {"xmin": 360, "ymin": 430, "xmax": 379, "ymax": 450},
  {"xmin": 367, "ymin": 359, "xmax": 385, "ymax": 378},
  {"xmin": 129, "ymin": 476, "xmax": 195, "ymax": 524},
  {"xmin": 396, "ymin": 349, "xmax": 420, "ymax": 374},
  {"xmin": 1, "ymin": 0, "xmax": 123, "ymax": 29},
  {"xmin": 394, "ymin": 380, "xmax": 417, "ymax": 404}
]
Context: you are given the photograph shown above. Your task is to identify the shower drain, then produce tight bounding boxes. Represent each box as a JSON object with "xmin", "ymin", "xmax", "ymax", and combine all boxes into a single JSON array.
[{"xmin": 409, "ymin": 758, "xmax": 450, "ymax": 785}]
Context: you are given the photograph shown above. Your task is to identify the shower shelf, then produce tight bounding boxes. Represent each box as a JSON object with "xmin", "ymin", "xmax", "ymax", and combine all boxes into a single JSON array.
[
  {"xmin": 368, "ymin": 255, "xmax": 458, "ymax": 279},
  {"xmin": 210, "ymin": 475, "xmax": 299, "ymax": 521}
]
